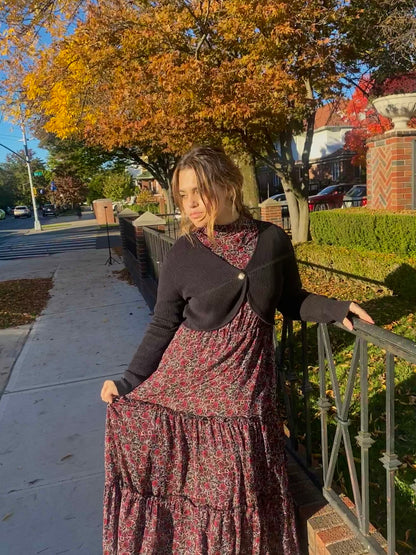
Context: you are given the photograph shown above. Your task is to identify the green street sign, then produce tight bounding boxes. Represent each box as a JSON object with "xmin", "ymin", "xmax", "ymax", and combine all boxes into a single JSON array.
[{"xmin": 33, "ymin": 170, "xmax": 43, "ymax": 176}]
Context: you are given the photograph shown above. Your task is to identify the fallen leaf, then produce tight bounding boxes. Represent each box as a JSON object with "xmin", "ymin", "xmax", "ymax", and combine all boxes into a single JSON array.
[
  {"xmin": 2, "ymin": 512, "xmax": 13, "ymax": 521},
  {"xmin": 60, "ymin": 454, "xmax": 73, "ymax": 462}
]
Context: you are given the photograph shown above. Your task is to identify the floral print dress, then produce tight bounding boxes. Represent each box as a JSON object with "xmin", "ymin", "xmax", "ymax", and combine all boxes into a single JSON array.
[{"xmin": 103, "ymin": 218, "xmax": 300, "ymax": 554}]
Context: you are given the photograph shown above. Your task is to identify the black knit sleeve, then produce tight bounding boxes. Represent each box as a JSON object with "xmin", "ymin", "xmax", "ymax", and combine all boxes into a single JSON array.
[
  {"xmin": 114, "ymin": 251, "xmax": 186, "ymax": 396},
  {"xmin": 276, "ymin": 232, "xmax": 350, "ymax": 323}
]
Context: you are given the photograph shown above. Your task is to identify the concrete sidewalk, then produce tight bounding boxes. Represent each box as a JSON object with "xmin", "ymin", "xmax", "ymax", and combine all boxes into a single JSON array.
[{"xmin": 0, "ymin": 246, "xmax": 151, "ymax": 553}]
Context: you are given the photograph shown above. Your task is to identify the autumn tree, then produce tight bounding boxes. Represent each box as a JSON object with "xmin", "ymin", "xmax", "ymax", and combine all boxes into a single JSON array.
[
  {"xmin": 2, "ymin": 0, "xmax": 414, "ymax": 240},
  {"xmin": 53, "ymin": 175, "xmax": 88, "ymax": 206}
]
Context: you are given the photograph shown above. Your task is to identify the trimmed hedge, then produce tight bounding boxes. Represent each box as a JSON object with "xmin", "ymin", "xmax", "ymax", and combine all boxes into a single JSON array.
[
  {"xmin": 310, "ymin": 209, "xmax": 416, "ymax": 256},
  {"xmin": 295, "ymin": 241, "xmax": 416, "ymax": 300}
]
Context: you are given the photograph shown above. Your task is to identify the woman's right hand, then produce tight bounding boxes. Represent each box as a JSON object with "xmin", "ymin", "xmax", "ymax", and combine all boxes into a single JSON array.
[{"xmin": 101, "ymin": 380, "xmax": 119, "ymax": 404}]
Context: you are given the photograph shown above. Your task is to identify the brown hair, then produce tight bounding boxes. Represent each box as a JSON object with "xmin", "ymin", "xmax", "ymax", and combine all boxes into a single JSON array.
[{"xmin": 171, "ymin": 146, "xmax": 252, "ymax": 240}]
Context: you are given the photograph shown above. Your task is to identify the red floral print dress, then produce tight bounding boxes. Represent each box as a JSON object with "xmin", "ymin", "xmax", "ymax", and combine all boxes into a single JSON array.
[{"xmin": 103, "ymin": 218, "xmax": 300, "ymax": 554}]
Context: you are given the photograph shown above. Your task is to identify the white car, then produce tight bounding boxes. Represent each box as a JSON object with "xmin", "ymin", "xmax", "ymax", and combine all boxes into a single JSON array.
[{"xmin": 14, "ymin": 205, "xmax": 32, "ymax": 218}]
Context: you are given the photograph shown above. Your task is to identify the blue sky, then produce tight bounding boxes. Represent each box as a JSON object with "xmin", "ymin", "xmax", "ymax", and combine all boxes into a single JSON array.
[{"xmin": 0, "ymin": 118, "xmax": 48, "ymax": 164}]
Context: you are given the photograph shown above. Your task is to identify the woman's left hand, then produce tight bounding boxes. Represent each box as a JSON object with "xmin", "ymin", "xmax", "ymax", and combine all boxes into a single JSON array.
[{"xmin": 342, "ymin": 302, "xmax": 374, "ymax": 331}]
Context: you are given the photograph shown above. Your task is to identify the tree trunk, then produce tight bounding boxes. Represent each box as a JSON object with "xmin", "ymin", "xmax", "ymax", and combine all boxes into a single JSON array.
[
  {"xmin": 161, "ymin": 185, "xmax": 175, "ymax": 214},
  {"xmin": 280, "ymin": 176, "xmax": 310, "ymax": 243},
  {"xmin": 231, "ymin": 151, "xmax": 259, "ymax": 210},
  {"xmin": 294, "ymin": 195, "xmax": 310, "ymax": 243}
]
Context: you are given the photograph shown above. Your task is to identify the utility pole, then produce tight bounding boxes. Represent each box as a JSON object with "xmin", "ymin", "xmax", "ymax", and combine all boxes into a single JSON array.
[{"xmin": 20, "ymin": 123, "xmax": 42, "ymax": 231}]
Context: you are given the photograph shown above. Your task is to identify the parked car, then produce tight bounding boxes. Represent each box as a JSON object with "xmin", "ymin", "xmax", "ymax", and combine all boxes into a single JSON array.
[
  {"xmin": 268, "ymin": 192, "xmax": 289, "ymax": 217},
  {"xmin": 269, "ymin": 193, "xmax": 287, "ymax": 202},
  {"xmin": 308, "ymin": 183, "xmax": 352, "ymax": 211},
  {"xmin": 0, "ymin": 209, "xmax": 5, "ymax": 220},
  {"xmin": 14, "ymin": 205, "xmax": 32, "ymax": 218},
  {"xmin": 6, "ymin": 206, "xmax": 14, "ymax": 215},
  {"xmin": 342, "ymin": 185, "xmax": 367, "ymax": 208},
  {"xmin": 42, "ymin": 203, "xmax": 58, "ymax": 217}
]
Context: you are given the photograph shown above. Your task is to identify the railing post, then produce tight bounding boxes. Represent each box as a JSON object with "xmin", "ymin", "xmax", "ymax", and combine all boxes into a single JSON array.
[
  {"xmin": 301, "ymin": 321, "xmax": 313, "ymax": 467},
  {"xmin": 355, "ymin": 339, "xmax": 375, "ymax": 536},
  {"xmin": 318, "ymin": 325, "xmax": 331, "ymax": 482},
  {"xmin": 380, "ymin": 353, "xmax": 401, "ymax": 555},
  {"xmin": 275, "ymin": 319, "xmax": 298, "ymax": 452}
]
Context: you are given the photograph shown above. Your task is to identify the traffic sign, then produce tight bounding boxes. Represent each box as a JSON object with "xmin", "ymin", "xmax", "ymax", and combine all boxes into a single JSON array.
[{"xmin": 34, "ymin": 170, "xmax": 43, "ymax": 176}]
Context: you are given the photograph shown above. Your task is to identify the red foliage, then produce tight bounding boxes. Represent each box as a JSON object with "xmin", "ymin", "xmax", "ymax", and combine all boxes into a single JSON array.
[
  {"xmin": 372, "ymin": 72, "xmax": 416, "ymax": 97},
  {"xmin": 343, "ymin": 75, "xmax": 416, "ymax": 166}
]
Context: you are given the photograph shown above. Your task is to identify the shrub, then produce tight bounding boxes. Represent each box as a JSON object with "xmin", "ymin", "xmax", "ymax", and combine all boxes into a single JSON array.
[
  {"xmin": 121, "ymin": 203, "xmax": 159, "ymax": 214},
  {"xmin": 295, "ymin": 242, "xmax": 416, "ymax": 300},
  {"xmin": 310, "ymin": 209, "xmax": 416, "ymax": 256}
]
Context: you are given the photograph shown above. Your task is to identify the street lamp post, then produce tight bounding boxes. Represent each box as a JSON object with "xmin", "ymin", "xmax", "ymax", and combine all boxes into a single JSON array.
[
  {"xmin": 0, "ymin": 126, "xmax": 42, "ymax": 231},
  {"xmin": 20, "ymin": 124, "xmax": 41, "ymax": 231}
]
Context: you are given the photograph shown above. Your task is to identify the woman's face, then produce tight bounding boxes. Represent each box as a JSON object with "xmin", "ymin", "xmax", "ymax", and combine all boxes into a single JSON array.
[
  {"xmin": 178, "ymin": 168, "xmax": 208, "ymax": 227},
  {"xmin": 178, "ymin": 167, "xmax": 234, "ymax": 227}
]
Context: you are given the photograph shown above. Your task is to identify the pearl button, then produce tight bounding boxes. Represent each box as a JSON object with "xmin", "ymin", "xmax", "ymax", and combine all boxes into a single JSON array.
[{"xmin": 237, "ymin": 272, "xmax": 245, "ymax": 280}]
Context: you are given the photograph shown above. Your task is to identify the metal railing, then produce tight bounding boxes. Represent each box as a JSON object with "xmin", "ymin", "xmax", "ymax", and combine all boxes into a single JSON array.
[
  {"xmin": 278, "ymin": 317, "xmax": 416, "ymax": 555},
  {"xmin": 143, "ymin": 227, "xmax": 175, "ymax": 281}
]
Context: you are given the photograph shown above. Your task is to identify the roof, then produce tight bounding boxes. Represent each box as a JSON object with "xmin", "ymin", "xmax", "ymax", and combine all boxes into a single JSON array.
[{"xmin": 314, "ymin": 101, "xmax": 349, "ymax": 129}]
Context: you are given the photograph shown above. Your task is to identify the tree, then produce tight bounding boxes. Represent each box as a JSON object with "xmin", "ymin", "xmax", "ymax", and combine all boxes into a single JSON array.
[
  {"xmin": 39, "ymin": 133, "xmax": 120, "ymax": 183},
  {"xmin": 102, "ymin": 170, "xmax": 135, "ymax": 201},
  {"xmin": 2, "ymin": 1, "xmax": 414, "ymax": 241},
  {"xmin": 341, "ymin": 0, "xmax": 416, "ymax": 83},
  {"xmin": 0, "ymin": 150, "xmax": 47, "ymax": 206},
  {"xmin": 53, "ymin": 175, "xmax": 88, "ymax": 206}
]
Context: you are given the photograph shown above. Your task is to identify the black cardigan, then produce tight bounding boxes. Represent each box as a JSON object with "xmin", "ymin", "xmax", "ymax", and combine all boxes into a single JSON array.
[{"xmin": 115, "ymin": 220, "xmax": 350, "ymax": 395}]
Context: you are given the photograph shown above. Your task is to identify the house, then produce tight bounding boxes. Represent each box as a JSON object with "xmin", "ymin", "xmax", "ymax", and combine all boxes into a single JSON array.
[
  {"xmin": 294, "ymin": 102, "xmax": 365, "ymax": 193},
  {"xmin": 257, "ymin": 102, "xmax": 365, "ymax": 200}
]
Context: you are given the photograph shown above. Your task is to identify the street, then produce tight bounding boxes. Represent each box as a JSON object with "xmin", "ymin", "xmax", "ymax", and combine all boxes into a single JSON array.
[
  {"xmin": 0, "ymin": 213, "xmax": 36, "ymax": 246},
  {"xmin": 0, "ymin": 210, "xmax": 121, "ymax": 261}
]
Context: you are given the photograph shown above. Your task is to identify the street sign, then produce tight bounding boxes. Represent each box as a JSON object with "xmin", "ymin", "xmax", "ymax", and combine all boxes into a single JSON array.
[{"xmin": 33, "ymin": 170, "xmax": 43, "ymax": 176}]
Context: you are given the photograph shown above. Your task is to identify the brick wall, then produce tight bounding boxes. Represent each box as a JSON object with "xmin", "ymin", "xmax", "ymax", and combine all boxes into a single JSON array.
[{"xmin": 367, "ymin": 130, "xmax": 416, "ymax": 210}]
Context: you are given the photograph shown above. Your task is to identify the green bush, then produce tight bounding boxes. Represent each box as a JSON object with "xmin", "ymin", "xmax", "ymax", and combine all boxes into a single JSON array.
[
  {"xmin": 310, "ymin": 209, "xmax": 416, "ymax": 256},
  {"xmin": 121, "ymin": 203, "xmax": 159, "ymax": 214},
  {"xmin": 295, "ymin": 242, "xmax": 416, "ymax": 300}
]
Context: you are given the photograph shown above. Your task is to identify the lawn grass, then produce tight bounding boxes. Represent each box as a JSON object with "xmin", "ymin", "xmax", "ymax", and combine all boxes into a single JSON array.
[
  {"xmin": 280, "ymin": 263, "xmax": 416, "ymax": 554},
  {"xmin": 0, "ymin": 278, "xmax": 53, "ymax": 328},
  {"xmin": 41, "ymin": 222, "xmax": 72, "ymax": 229}
]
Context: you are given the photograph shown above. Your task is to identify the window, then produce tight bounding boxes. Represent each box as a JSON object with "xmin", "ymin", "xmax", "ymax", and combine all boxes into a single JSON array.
[{"xmin": 331, "ymin": 160, "xmax": 341, "ymax": 181}]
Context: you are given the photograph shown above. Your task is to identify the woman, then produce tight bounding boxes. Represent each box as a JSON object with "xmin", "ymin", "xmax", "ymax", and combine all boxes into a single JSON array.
[{"xmin": 101, "ymin": 146, "xmax": 373, "ymax": 554}]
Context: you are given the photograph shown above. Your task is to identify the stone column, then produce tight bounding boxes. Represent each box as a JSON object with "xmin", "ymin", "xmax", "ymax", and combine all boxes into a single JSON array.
[{"xmin": 366, "ymin": 130, "xmax": 416, "ymax": 210}]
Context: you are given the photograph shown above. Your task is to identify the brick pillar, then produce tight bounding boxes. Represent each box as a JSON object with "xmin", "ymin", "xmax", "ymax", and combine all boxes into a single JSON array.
[
  {"xmin": 367, "ymin": 130, "xmax": 416, "ymax": 210},
  {"xmin": 259, "ymin": 198, "xmax": 284, "ymax": 226},
  {"xmin": 92, "ymin": 198, "xmax": 116, "ymax": 224}
]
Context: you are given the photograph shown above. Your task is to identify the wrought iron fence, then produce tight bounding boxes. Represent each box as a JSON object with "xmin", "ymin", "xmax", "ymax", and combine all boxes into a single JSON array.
[
  {"xmin": 143, "ymin": 227, "xmax": 175, "ymax": 281},
  {"xmin": 278, "ymin": 317, "xmax": 416, "ymax": 555}
]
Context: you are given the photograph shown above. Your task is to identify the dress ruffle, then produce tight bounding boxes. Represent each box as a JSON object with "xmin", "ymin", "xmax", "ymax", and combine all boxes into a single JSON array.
[{"xmin": 104, "ymin": 399, "xmax": 298, "ymax": 554}]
